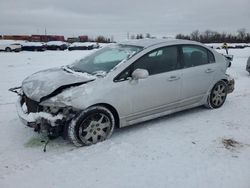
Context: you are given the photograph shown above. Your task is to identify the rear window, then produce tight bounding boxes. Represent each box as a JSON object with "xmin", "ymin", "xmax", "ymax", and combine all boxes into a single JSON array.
[{"xmin": 182, "ymin": 45, "xmax": 215, "ymax": 68}]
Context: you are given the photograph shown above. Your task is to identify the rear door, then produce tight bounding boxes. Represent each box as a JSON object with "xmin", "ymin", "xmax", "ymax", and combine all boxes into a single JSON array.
[{"xmin": 180, "ymin": 45, "xmax": 217, "ymax": 104}]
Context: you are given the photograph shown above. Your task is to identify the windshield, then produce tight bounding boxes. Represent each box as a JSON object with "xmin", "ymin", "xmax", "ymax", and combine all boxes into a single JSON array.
[{"xmin": 68, "ymin": 44, "xmax": 143, "ymax": 75}]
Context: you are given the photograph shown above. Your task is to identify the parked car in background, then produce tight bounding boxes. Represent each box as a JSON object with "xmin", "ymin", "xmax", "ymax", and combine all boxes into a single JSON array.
[
  {"xmin": 247, "ymin": 56, "xmax": 250, "ymax": 74},
  {"xmin": 68, "ymin": 42, "xmax": 99, "ymax": 51},
  {"xmin": 0, "ymin": 40, "xmax": 22, "ymax": 52},
  {"xmin": 45, "ymin": 41, "xmax": 69, "ymax": 51},
  {"xmin": 21, "ymin": 42, "xmax": 46, "ymax": 51},
  {"xmin": 10, "ymin": 39, "xmax": 235, "ymax": 147}
]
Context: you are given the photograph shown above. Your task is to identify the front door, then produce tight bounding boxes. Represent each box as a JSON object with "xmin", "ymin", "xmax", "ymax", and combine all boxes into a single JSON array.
[{"xmin": 114, "ymin": 45, "xmax": 182, "ymax": 120}]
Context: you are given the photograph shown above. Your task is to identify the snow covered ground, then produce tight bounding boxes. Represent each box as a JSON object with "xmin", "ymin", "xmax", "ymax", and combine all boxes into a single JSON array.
[{"xmin": 0, "ymin": 48, "xmax": 250, "ymax": 188}]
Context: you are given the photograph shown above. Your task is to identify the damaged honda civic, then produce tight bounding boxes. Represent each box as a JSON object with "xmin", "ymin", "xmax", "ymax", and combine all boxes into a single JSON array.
[{"xmin": 10, "ymin": 39, "xmax": 235, "ymax": 147}]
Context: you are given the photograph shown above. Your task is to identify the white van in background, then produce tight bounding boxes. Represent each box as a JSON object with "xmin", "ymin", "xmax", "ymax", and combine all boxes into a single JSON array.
[{"xmin": 0, "ymin": 40, "xmax": 22, "ymax": 52}]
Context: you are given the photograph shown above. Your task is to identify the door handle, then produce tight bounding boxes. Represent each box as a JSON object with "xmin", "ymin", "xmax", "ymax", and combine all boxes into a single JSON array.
[
  {"xmin": 168, "ymin": 76, "xmax": 180, "ymax": 81},
  {"xmin": 205, "ymin": 68, "xmax": 215, "ymax": 73}
]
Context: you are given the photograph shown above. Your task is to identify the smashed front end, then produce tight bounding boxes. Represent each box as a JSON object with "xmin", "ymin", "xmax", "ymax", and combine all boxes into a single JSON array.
[
  {"xmin": 9, "ymin": 66, "xmax": 96, "ymax": 138},
  {"xmin": 10, "ymin": 87, "xmax": 78, "ymax": 139}
]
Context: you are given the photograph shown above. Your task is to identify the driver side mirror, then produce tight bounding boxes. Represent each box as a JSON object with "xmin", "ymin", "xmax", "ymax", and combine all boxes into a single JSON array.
[{"xmin": 131, "ymin": 69, "xmax": 149, "ymax": 80}]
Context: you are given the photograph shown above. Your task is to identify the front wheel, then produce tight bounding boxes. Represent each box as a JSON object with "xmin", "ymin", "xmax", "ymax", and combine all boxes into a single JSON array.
[
  {"xmin": 5, "ymin": 47, "xmax": 11, "ymax": 52},
  {"xmin": 206, "ymin": 81, "xmax": 228, "ymax": 109},
  {"xmin": 68, "ymin": 106, "xmax": 115, "ymax": 147}
]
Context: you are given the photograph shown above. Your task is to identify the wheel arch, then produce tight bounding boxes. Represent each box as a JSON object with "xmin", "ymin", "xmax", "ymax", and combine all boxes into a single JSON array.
[
  {"xmin": 205, "ymin": 79, "xmax": 228, "ymax": 109},
  {"xmin": 5, "ymin": 47, "xmax": 12, "ymax": 51},
  {"xmin": 222, "ymin": 79, "xmax": 228, "ymax": 85}
]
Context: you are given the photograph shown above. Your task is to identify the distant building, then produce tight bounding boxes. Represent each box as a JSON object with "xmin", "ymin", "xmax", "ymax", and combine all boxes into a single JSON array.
[
  {"xmin": 1, "ymin": 35, "xmax": 65, "ymax": 42},
  {"xmin": 31, "ymin": 35, "xmax": 65, "ymax": 42},
  {"xmin": 3, "ymin": 35, "xmax": 31, "ymax": 41},
  {"xmin": 79, "ymin": 35, "xmax": 88, "ymax": 42}
]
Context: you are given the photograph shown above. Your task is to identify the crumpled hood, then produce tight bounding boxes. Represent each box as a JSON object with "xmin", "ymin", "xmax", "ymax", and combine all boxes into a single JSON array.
[{"xmin": 22, "ymin": 67, "xmax": 95, "ymax": 102}]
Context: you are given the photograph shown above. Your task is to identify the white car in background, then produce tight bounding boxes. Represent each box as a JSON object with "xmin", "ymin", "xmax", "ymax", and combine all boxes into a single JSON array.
[{"xmin": 0, "ymin": 40, "xmax": 22, "ymax": 52}]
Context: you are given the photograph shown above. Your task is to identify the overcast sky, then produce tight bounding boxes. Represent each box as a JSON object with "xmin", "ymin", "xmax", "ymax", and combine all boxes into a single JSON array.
[{"xmin": 0, "ymin": 0, "xmax": 249, "ymax": 41}]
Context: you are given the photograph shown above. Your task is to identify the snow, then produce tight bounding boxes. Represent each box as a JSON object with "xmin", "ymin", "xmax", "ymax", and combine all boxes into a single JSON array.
[
  {"xmin": 0, "ymin": 40, "xmax": 25, "ymax": 45},
  {"xmin": 17, "ymin": 97, "xmax": 63, "ymax": 126},
  {"xmin": 205, "ymin": 43, "xmax": 250, "ymax": 49},
  {"xmin": 46, "ymin": 41, "xmax": 68, "ymax": 46},
  {"xmin": 62, "ymin": 66, "xmax": 96, "ymax": 78},
  {"xmin": 69, "ymin": 42, "xmax": 98, "ymax": 47},
  {"xmin": 0, "ymin": 48, "xmax": 250, "ymax": 188},
  {"xmin": 21, "ymin": 42, "xmax": 45, "ymax": 47}
]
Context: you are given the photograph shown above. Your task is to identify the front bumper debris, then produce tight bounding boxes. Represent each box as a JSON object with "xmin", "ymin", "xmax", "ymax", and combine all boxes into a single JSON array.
[
  {"xmin": 10, "ymin": 87, "xmax": 78, "ymax": 138},
  {"xmin": 16, "ymin": 96, "xmax": 64, "ymax": 128},
  {"xmin": 9, "ymin": 87, "xmax": 22, "ymax": 96}
]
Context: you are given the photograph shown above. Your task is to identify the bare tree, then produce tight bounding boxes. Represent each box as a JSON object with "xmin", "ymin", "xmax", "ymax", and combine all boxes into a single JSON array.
[
  {"xmin": 190, "ymin": 30, "xmax": 200, "ymax": 41},
  {"xmin": 176, "ymin": 29, "xmax": 250, "ymax": 43},
  {"xmin": 237, "ymin": 28, "xmax": 246, "ymax": 41}
]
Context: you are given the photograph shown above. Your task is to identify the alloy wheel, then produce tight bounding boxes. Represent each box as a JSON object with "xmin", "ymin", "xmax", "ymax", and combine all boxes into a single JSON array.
[
  {"xmin": 211, "ymin": 83, "xmax": 227, "ymax": 107},
  {"xmin": 78, "ymin": 113, "xmax": 112, "ymax": 144}
]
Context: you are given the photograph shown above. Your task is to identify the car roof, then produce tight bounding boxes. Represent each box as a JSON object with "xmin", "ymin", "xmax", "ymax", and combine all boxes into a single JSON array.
[{"xmin": 119, "ymin": 38, "xmax": 202, "ymax": 48}]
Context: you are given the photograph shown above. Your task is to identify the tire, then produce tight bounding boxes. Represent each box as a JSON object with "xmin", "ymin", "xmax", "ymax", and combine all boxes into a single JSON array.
[
  {"xmin": 206, "ymin": 81, "xmax": 228, "ymax": 109},
  {"xmin": 5, "ymin": 47, "xmax": 11, "ymax": 52},
  {"xmin": 68, "ymin": 106, "xmax": 115, "ymax": 147}
]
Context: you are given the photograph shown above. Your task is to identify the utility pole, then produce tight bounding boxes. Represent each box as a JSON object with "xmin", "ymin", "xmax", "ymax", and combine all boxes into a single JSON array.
[{"xmin": 44, "ymin": 28, "xmax": 47, "ymax": 42}]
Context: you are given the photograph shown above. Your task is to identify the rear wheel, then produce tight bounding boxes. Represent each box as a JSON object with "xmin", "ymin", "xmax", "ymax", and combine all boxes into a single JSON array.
[
  {"xmin": 206, "ymin": 81, "xmax": 228, "ymax": 109},
  {"xmin": 68, "ymin": 106, "xmax": 115, "ymax": 147}
]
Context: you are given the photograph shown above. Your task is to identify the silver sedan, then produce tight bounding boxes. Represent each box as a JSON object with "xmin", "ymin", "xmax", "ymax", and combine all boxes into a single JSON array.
[{"xmin": 11, "ymin": 39, "xmax": 235, "ymax": 146}]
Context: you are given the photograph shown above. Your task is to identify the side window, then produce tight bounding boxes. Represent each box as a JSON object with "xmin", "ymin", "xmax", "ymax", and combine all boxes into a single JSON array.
[
  {"xmin": 133, "ymin": 46, "xmax": 178, "ymax": 76},
  {"xmin": 148, "ymin": 50, "xmax": 163, "ymax": 57},
  {"xmin": 115, "ymin": 46, "xmax": 179, "ymax": 82},
  {"xmin": 116, "ymin": 67, "xmax": 133, "ymax": 81},
  {"xmin": 182, "ymin": 45, "xmax": 210, "ymax": 68}
]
